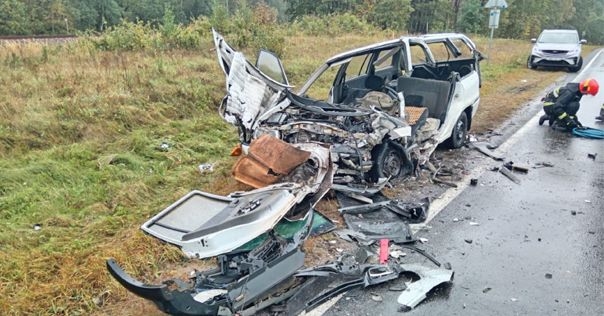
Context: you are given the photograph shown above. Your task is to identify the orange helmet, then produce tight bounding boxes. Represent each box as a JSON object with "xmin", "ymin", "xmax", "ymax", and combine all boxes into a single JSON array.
[{"xmin": 579, "ymin": 78, "xmax": 599, "ymax": 96}]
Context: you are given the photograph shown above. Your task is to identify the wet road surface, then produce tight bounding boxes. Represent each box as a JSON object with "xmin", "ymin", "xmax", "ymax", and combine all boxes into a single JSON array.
[{"xmin": 323, "ymin": 51, "xmax": 604, "ymax": 315}]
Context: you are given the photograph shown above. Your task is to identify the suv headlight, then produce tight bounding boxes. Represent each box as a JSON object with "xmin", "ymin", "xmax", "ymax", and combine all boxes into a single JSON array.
[
  {"xmin": 531, "ymin": 47, "xmax": 543, "ymax": 56},
  {"xmin": 567, "ymin": 48, "xmax": 580, "ymax": 57}
]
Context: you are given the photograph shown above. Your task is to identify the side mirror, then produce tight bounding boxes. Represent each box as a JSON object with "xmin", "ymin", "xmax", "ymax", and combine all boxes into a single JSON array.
[
  {"xmin": 530, "ymin": 38, "xmax": 537, "ymax": 43},
  {"xmin": 580, "ymin": 39, "xmax": 587, "ymax": 44}
]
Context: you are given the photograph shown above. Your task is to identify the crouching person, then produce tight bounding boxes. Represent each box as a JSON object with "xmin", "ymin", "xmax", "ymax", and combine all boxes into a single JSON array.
[{"xmin": 539, "ymin": 78, "xmax": 599, "ymax": 131}]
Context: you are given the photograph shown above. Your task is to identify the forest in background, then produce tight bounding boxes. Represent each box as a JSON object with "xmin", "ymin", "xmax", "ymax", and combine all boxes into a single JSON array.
[{"xmin": 1, "ymin": 0, "xmax": 604, "ymax": 43}]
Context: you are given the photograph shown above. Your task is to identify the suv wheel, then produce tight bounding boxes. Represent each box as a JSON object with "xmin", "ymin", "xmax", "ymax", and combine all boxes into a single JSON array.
[
  {"xmin": 527, "ymin": 56, "xmax": 535, "ymax": 69},
  {"xmin": 568, "ymin": 57, "xmax": 583, "ymax": 73}
]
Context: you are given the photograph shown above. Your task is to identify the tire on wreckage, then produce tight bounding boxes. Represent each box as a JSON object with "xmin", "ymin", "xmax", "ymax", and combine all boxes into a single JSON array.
[{"xmin": 369, "ymin": 140, "xmax": 413, "ymax": 181}]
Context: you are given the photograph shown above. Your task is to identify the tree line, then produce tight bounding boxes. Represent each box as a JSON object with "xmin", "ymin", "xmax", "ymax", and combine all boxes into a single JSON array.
[{"xmin": 1, "ymin": 0, "xmax": 604, "ymax": 43}]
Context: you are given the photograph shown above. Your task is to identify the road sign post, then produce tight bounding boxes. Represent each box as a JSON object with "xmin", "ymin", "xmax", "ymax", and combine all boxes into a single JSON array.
[{"xmin": 484, "ymin": 0, "xmax": 508, "ymax": 64}]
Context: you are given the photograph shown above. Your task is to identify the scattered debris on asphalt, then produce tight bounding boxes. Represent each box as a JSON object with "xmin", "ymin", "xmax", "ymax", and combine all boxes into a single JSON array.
[
  {"xmin": 498, "ymin": 165, "xmax": 521, "ymax": 184},
  {"xmin": 534, "ymin": 161, "xmax": 554, "ymax": 168},
  {"xmin": 587, "ymin": 153, "xmax": 597, "ymax": 160},
  {"xmin": 468, "ymin": 141, "xmax": 504, "ymax": 161},
  {"xmin": 464, "ymin": 239, "xmax": 473, "ymax": 244},
  {"xmin": 482, "ymin": 287, "xmax": 492, "ymax": 293},
  {"xmin": 470, "ymin": 178, "xmax": 478, "ymax": 186},
  {"xmin": 503, "ymin": 161, "xmax": 529, "ymax": 173},
  {"xmin": 545, "ymin": 273, "xmax": 553, "ymax": 279},
  {"xmin": 371, "ymin": 294, "xmax": 383, "ymax": 302}
]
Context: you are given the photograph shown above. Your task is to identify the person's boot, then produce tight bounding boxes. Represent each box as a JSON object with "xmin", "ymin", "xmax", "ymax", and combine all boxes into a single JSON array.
[
  {"xmin": 570, "ymin": 115, "xmax": 583, "ymax": 128},
  {"xmin": 539, "ymin": 114, "xmax": 550, "ymax": 126},
  {"xmin": 596, "ymin": 107, "xmax": 604, "ymax": 121}
]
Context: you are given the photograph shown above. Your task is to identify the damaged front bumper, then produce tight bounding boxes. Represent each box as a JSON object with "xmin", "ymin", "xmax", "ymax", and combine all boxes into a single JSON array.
[{"xmin": 108, "ymin": 211, "xmax": 313, "ymax": 315}]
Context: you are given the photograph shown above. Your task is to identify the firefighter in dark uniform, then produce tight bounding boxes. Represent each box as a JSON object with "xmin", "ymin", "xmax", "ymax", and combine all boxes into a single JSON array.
[{"xmin": 539, "ymin": 78, "xmax": 599, "ymax": 131}]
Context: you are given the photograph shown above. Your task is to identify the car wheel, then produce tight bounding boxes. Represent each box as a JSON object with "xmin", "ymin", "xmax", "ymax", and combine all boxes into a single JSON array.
[
  {"xmin": 369, "ymin": 141, "xmax": 411, "ymax": 181},
  {"xmin": 568, "ymin": 57, "xmax": 583, "ymax": 73},
  {"xmin": 527, "ymin": 56, "xmax": 535, "ymax": 69},
  {"xmin": 446, "ymin": 111, "xmax": 468, "ymax": 149}
]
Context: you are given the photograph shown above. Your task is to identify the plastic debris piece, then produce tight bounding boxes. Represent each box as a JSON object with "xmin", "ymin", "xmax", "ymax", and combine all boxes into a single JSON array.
[
  {"xmin": 198, "ymin": 163, "xmax": 214, "ymax": 174},
  {"xmin": 390, "ymin": 250, "xmax": 407, "ymax": 259},
  {"xmin": 158, "ymin": 142, "xmax": 171, "ymax": 151},
  {"xmin": 397, "ymin": 264, "xmax": 454, "ymax": 310},
  {"xmin": 379, "ymin": 239, "xmax": 389, "ymax": 264},
  {"xmin": 371, "ymin": 294, "xmax": 383, "ymax": 302}
]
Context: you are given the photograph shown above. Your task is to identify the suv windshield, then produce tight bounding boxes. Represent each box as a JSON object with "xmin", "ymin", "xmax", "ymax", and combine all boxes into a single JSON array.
[{"xmin": 538, "ymin": 31, "xmax": 578, "ymax": 44}]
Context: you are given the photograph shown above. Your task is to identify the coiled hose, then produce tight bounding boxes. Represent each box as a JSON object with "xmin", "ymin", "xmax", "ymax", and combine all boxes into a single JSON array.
[{"xmin": 572, "ymin": 127, "xmax": 604, "ymax": 139}]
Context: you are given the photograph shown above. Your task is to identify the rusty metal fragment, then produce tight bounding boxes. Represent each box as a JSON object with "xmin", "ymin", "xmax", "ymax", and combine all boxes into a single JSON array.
[{"xmin": 232, "ymin": 134, "xmax": 311, "ymax": 188}]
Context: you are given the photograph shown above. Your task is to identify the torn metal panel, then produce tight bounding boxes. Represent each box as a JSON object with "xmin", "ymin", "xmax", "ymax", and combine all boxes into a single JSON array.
[
  {"xmin": 222, "ymin": 52, "xmax": 283, "ymax": 133},
  {"xmin": 397, "ymin": 264, "xmax": 454, "ymax": 310},
  {"xmin": 231, "ymin": 155, "xmax": 281, "ymax": 188},
  {"xmin": 248, "ymin": 134, "xmax": 311, "ymax": 175},
  {"xmin": 232, "ymin": 134, "xmax": 311, "ymax": 188}
]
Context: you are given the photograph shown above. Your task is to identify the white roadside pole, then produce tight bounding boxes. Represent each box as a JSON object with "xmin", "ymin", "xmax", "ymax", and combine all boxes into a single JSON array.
[{"xmin": 484, "ymin": 0, "xmax": 508, "ymax": 64}]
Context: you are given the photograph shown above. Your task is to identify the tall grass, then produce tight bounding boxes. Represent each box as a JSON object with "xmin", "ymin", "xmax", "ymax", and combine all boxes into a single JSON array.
[{"xmin": 0, "ymin": 20, "xmax": 579, "ymax": 314}]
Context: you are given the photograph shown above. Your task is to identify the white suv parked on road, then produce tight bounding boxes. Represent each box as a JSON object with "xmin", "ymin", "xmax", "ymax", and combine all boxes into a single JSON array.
[{"xmin": 527, "ymin": 29, "xmax": 586, "ymax": 72}]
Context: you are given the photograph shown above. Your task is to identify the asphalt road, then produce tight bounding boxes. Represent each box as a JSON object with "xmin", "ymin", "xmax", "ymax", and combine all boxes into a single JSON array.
[{"xmin": 322, "ymin": 51, "xmax": 604, "ymax": 315}]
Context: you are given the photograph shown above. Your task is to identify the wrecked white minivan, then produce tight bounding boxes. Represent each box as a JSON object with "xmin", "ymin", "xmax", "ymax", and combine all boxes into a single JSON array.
[{"xmin": 213, "ymin": 30, "xmax": 483, "ymax": 185}]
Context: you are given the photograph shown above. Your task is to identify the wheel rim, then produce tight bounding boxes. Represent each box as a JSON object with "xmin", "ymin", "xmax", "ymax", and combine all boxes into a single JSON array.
[
  {"xmin": 383, "ymin": 151, "xmax": 402, "ymax": 178},
  {"xmin": 454, "ymin": 119, "xmax": 466, "ymax": 143}
]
